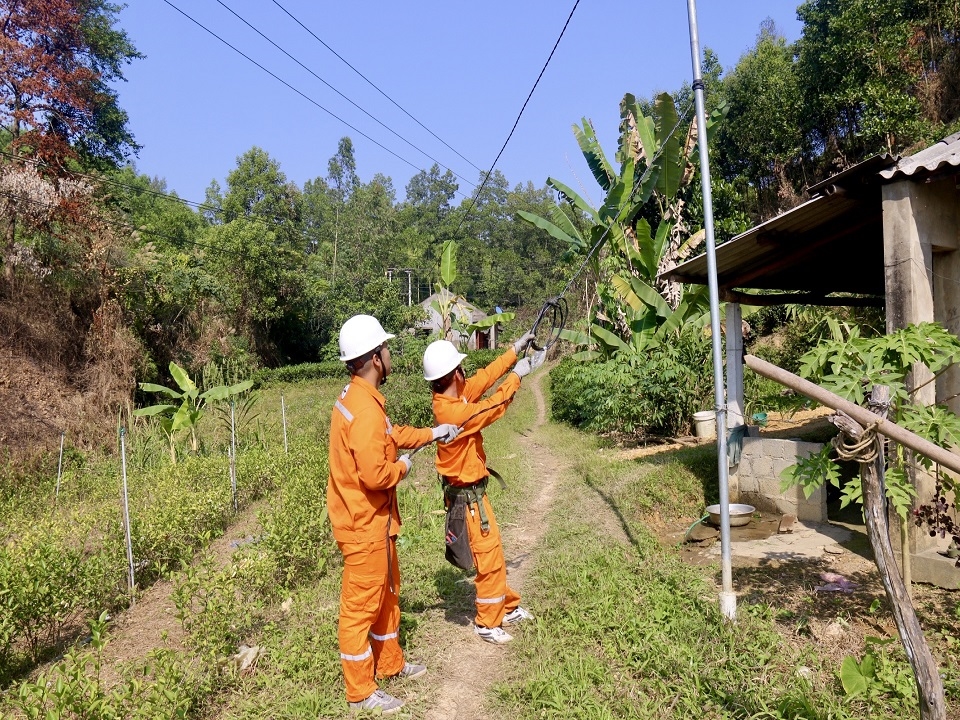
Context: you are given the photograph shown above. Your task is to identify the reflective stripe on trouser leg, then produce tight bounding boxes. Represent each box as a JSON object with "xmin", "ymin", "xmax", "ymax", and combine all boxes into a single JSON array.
[
  {"xmin": 337, "ymin": 537, "xmax": 404, "ymax": 702},
  {"xmin": 467, "ymin": 494, "xmax": 520, "ymax": 628},
  {"xmin": 372, "ymin": 536, "xmax": 404, "ymax": 678}
]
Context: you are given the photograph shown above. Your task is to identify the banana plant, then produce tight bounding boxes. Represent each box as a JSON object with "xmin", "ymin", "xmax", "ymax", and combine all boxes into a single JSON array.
[
  {"xmin": 133, "ymin": 361, "xmax": 253, "ymax": 463},
  {"xmin": 430, "ymin": 240, "xmax": 515, "ymax": 347},
  {"xmin": 519, "ymin": 92, "xmax": 726, "ymax": 360}
]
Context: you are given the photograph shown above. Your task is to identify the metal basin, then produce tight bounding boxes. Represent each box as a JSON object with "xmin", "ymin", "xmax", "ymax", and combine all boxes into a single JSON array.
[{"xmin": 706, "ymin": 503, "xmax": 755, "ymax": 527}]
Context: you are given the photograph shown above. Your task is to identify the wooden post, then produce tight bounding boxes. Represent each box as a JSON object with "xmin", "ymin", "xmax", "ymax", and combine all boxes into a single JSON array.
[{"xmin": 834, "ymin": 387, "xmax": 945, "ymax": 720}]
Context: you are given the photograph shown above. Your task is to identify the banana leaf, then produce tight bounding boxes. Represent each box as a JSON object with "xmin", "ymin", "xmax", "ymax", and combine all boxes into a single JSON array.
[
  {"xmin": 440, "ymin": 241, "xmax": 458, "ymax": 287},
  {"xmin": 132, "ymin": 403, "xmax": 176, "ymax": 417},
  {"xmin": 546, "ymin": 178, "xmax": 600, "ymax": 222},
  {"xmin": 517, "ymin": 210, "xmax": 583, "ymax": 252},
  {"xmin": 138, "ymin": 383, "xmax": 180, "ymax": 399},
  {"xmin": 653, "ymin": 93, "xmax": 683, "ymax": 201},
  {"xmin": 590, "ymin": 324, "xmax": 631, "ymax": 355},
  {"xmin": 573, "ymin": 119, "xmax": 616, "ymax": 191},
  {"xmin": 612, "ymin": 274, "xmax": 671, "ymax": 318},
  {"xmin": 169, "ymin": 362, "xmax": 198, "ymax": 398}
]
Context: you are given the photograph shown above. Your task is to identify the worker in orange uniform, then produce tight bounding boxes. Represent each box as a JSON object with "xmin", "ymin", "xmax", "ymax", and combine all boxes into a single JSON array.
[
  {"xmin": 329, "ymin": 314, "xmax": 461, "ymax": 715},
  {"xmin": 422, "ymin": 333, "xmax": 544, "ymax": 644}
]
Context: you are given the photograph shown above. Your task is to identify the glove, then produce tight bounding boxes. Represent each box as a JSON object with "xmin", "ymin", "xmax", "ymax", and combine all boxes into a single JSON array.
[
  {"xmin": 432, "ymin": 423, "xmax": 461, "ymax": 444},
  {"xmin": 513, "ymin": 331, "xmax": 536, "ymax": 355},
  {"xmin": 398, "ymin": 454, "xmax": 412, "ymax": 476},
  {"xmin": 513, "ymin": 358, "xmax": 532, "ymax": 378}
]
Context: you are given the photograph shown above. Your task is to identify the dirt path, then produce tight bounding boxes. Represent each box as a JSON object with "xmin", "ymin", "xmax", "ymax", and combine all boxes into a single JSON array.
[
  {"xmin": 96, "ymin": 502, "xmax": 263, "ymax": 684},
  {"xmin": 423, "ymin": 370, "xmax": 567, "ymax": 720}
]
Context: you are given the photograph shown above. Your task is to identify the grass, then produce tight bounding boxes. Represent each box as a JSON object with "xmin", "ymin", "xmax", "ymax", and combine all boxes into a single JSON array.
[{"xmin": 2, "ymin": 371, "xmax": 951, "ymax": 719}]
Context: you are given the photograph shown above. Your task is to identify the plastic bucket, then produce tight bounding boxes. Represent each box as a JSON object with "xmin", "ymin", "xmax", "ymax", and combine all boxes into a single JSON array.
[{"xmin": 693, "ymin": 410, "xmax": 716, "ymax": 438}]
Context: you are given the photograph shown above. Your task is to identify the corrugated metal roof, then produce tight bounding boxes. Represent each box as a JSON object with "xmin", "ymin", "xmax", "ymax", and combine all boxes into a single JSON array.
[
  {"xmin": 880, "ymin": 132, "xmax": 960, "ymax": 180},
  {"xmin": 663, "ymin": 154, "xmax": 888, "ymax": 295}
]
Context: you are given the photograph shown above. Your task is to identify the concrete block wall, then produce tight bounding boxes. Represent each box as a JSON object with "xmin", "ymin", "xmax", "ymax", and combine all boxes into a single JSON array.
[{"xmin": 734, "ymin": 437, "xmax": 828, "ymax": 522}]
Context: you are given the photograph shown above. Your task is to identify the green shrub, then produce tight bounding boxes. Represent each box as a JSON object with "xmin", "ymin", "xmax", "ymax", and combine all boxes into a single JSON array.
[
  {"xmin": 550, "ymin": 332, "xmax": 712, "ymax": 437},
  {"xmin": 252, "ymin": 361, "xmax": 346, "ymax": 386},
  {"xmin": 257, "ymin": 442, "xmax": 333, "ymax": 589},
  {"xmin": 382, "ymin": 374, "xmax": 434, "ymax": 428}
]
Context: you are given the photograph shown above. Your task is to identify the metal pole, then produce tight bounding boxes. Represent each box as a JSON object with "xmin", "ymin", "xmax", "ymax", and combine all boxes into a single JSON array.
[
  {"xmin": 686, "ymin": 0, "xmax": 735, "ymax": 621},
  {"xmin": 281, "ymin": 395, "xmax": 289, "ymax": 454},
  {"xmin": 230, "ymin": 400, "xmax": 238, "ymax": 513},
  {"xmin": 55, "ymin": 430, "xmax": 65, "ymax": 501},
  {"xmin": 119, "ymin": 427, "xmax": 136, "ymax": 601},
  {"xmin": 406, "ymin": 270, "xmax": 413, "ymax": 306}
]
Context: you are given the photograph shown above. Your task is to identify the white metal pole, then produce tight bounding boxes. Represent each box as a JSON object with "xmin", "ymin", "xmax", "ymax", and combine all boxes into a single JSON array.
[
  {"xmin": 119, "ymin": 427, "xmax": 136, "ymax": 601},
  {"xmin": 686, "ymin": 0, "xmax": 736, "ymax": 621},
  {"xmin": 281, "ymin": 395, "xmax": 289, "ymax": 454},
  {"xmin": 55, "ymin": 430, "xmax": 65, "ymax": 501},
  {"xmin": 230, "ymin": 400, "xmax": 238, "ymax": 513}
]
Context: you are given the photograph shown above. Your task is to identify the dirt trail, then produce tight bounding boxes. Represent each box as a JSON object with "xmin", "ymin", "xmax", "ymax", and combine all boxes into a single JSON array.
[
  {"xmin": 96, "ymin": 503, "xmax": 263, "ymax": 684},
  {"xmin": 423, "ymin": 370, "xmax": 567, "ymax": 720}
]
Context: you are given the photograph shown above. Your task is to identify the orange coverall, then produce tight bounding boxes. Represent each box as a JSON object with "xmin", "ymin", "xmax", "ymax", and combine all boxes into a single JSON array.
[
  {"xmin": 432, "ymin": 347, "xmax": 522, "ymax": 629},
  {"xmin": 327, "ymin": 375, "xmax": 433, "ymax": 703}
]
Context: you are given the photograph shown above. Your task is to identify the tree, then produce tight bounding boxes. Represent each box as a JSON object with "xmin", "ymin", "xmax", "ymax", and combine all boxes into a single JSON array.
[
  {"xmin": 715, "ymin": 22, "xmax": 805, "ymax": 220},
  {"xmin": 0, "ymin": 0, "xmax": 141, "ymax": 165}
]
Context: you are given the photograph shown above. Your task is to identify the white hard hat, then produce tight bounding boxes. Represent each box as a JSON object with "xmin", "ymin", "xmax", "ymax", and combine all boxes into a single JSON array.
[
  {"xmin": 338, "ymin": 315, "xmax": 395, "ymax": 361},
  {"xmin": 423, "ymin": 340, "xmax": 467, "ymax": 381}
]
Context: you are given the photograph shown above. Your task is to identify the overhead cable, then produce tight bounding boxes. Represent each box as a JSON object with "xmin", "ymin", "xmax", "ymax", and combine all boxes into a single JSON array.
[
  {"xmin": 213, "ymin": 0, "xmax": 476, "ymax": 189},
  {"xmin": 159, "ymin": 0, "xmax": 452, "ymax": 191},
  {"xmin": 270, "ymin": 0, "xmax": 482, "ymax": 174},
  {"xmin": 453, "ymin": 0, "xmax": 581, "ymax": 236}
]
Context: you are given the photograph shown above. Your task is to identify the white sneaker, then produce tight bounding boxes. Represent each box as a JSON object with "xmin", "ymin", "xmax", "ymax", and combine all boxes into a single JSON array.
[
  {"xmin": 475, "ymin": 625, "xmax": 513, "ymax": 644},
  {"xmin": 502, "ymin": 607, "xmax": 534, "ymax": 625},
  {"xmin": 348, "ymin": 689, "xmax": 404, "ymax": 715}
]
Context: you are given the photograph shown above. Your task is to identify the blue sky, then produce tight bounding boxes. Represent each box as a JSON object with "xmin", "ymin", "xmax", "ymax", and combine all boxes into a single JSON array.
[{"xmin": 113, "ymin": 1, "xmax": 803, "ymax": 207}]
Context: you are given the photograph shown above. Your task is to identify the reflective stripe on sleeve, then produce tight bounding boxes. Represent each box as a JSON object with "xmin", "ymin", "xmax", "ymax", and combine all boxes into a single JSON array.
[
  {"xmin": 340, "ymin": 645, "xmax": 372, "ymax": 662},
  {"xmin": 335, "ymin": 400, "xmax": 354, "ymax": 422},
  {"xmin": 476, "ymin": 594, "xmax": 506, "ymax": 604}
]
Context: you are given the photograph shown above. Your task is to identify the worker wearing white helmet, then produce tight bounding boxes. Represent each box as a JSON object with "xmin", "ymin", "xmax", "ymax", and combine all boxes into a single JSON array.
[
  {"xmin": 423, "ymin": 332, "xmax": 544, "ymax": 645},
  {"xmin": 328, "ymin": 314, "xmax": 460, "ymax": 715}
]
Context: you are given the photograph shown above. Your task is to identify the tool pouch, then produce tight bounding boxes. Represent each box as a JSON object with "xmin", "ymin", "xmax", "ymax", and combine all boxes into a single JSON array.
[{"xmin": 444, "ymin": 494, "xmax": 474, "ymax": 571}]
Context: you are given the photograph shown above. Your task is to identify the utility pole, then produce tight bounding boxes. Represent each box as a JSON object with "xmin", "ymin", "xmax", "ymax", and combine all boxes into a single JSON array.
[
  {"xmin": 404, "ymin": 269, "xmax": 413, "ymax": 306},
  {"xmin": 687, "ymin": 0, "xmax": 735, "ymax": 621}
]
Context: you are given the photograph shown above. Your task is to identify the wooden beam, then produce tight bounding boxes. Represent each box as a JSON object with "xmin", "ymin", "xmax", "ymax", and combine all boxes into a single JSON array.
[
  {"xmin": 719, "ymin": 289, "xmax": 884, "ymax": 307},
  {"xmin": 743, "ymin": 354, "xmax": 960, "ymax": 475}
]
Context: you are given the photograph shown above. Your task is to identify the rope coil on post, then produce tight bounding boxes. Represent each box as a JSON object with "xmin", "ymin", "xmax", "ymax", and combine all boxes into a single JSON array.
[{"xmin": 832, "ymin": 420, "xmax": 882, "ymax": 463}]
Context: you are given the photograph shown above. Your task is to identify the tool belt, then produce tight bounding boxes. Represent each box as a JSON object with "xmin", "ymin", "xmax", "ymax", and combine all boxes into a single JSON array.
[{"xmin": 441, "ymin": 469, "xmax": 505, "ymax": 533}]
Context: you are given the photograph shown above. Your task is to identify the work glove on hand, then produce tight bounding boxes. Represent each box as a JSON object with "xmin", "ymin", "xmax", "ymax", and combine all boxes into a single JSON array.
[
  {"xmin": 399, "ymin": 454, "xmax": 412, "ymax": 477},
  {"xmin": 513, "ymin": 358, "xmax": 532, "ymax": 378},
  {"xmin": 432, "ymin": 423, "xmax": 461, "ymax": 444},
  {"xmin": 513, "ymin": 331, "xmax": 536, "ymax": 355}
]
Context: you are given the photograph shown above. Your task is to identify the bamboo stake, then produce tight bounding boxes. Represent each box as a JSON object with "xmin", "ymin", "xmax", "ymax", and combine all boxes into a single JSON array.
[
  {"xmin": 281, "ymin": 395, "xmax": 288, "ymax": 454},
  {"xmin": 230, "ymin": 400, "xmax": 238, "ymax": 514},
  {"xmin": 119, "ymin": 427, "xmax": 135, "ymax": 603},
  {"xmin": 55, "ymin": 430, "xmax": 65, "ymax": 501}
]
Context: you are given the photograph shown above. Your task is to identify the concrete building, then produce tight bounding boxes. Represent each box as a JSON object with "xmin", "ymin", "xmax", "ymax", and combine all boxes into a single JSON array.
[{"xmin": 664, "ymin": 133, "xmax": 960, "ymax": 588}]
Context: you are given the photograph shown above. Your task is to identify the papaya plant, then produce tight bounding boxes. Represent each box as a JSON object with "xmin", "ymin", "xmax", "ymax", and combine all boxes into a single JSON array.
[
  {"xmin": 782, "ymin": 322, "xmax": 960, "ymax": 525},
  {"xmin": 133, "ymin": 361, "xmax": 253, "ymax": 463},
  {"xmin": 518, "ymin": 92, "xmax": 727, "ymax": 360}
]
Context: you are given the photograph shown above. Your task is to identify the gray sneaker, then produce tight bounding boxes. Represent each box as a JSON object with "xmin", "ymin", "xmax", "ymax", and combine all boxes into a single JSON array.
[
  {"xmin": 397, "ymin": 661, "xmax": 427, "ymax": 679},
  {"xmin": 502, "ymin": 607, "xmax": 534, "ymax": 625},
  {"xmin": 348, "ymin": 689, "xmax": 404, "ymax": 715}
]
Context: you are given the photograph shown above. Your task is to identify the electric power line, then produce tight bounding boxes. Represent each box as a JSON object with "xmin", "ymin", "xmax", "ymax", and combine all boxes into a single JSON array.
[
  {"xmin": 452, "ymin": 0, "xmax": 581, "ymax": 238},
  {"xmin": 160, "ymin": 0, "xmax": 470, "ymax": 200},
  {"xmin": 213, "ymin": 0, "xmax": 476, "ymax": 190},
  {"xmin": 270, "ymin": 0, "xmax": 482, "ymax": 175}
]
